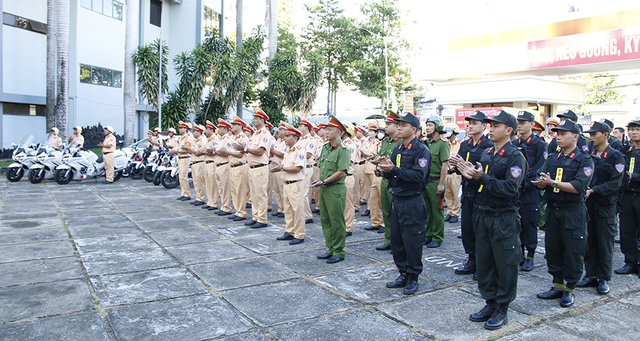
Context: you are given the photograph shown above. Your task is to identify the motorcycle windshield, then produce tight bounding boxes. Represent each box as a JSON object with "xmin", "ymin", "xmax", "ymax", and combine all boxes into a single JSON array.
[{"xmin": 19, "ymin": 135, "xmax": 34, "ymax": 148}]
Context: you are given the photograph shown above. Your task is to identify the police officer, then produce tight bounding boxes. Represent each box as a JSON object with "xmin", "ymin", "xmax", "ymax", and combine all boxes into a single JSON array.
[
  {"xmin": 377, "ymin": 113, "xmax": 430, "ymax": 295},
  {"xmin": 311, "ymin": 115, "xmax": 350, "ymax": 264},
  {"xmin": 98, "ymin": 126, "xmax": 116, "ymax": 184},
  {"xmin": 422, "ymin": 114, "xmax": 450, "ymax": 248},
  {"xmin": 548, "ymin": 110, "xmax": 589, "ymax": 154},
  {"xmin": 614, "ymin": 119, "xmax": 640, "ymax": 275},
  {"xmin": 373, "ymin": 112, "xmax": 402, "ymax": 251},
  {"xmin": 202, "ymin": 121, "xmax": 219, "ymax": 210},
  {"xmin": 170, "ymin": 121, "xmax": 194, "ymax": 201},
  {"xmin": 514, "ymin": 110, "xmax": 547, "ymax": 271},
  {"xmin": 48, "ymin": 127, "xmax": 63, "ymax": 151},
  {"xmin": 68, "ymin": 126, "xmax": 85, "ymax": 149},
  {"xmin": 576, "ymin": 121, "xmax": 624, "ymax": 295},
  {"xmin": 459, "ymin": 111, "xmax": 527, "ymax": 330},
  {"xmin": 227, "ymin": 117, "xmax": 249, "ymax": 221},
  {"xmin": 212, "ymin": 119, "xmax": 234, "ymax": 215},
  {"xmin": 449, "ymin": 111, "xmax": 493, "ymax": 277},
  {"xmin": 188, "ymin": 124, "xmax": 207, "ymax": 205},
  {"xmin": 534, "ymin": 120, "xmax": 594, "ymax": 308}
]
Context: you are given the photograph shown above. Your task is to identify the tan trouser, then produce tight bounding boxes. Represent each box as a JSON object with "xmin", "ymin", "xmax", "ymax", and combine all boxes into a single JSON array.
[
  {"xmin": 205, "ymin": 162, "xmax": 219, "ymax": 207},
  {"xmin": 215, "ymin": 163, "xmax": 232, "ymax": 212},
  {"xmin": 283, "ymin": 179, "xmax": 306, "ymax": 239},
  {"xmin": 268, "ymin": 168, "xmax": 274, "ymax": 207},
  {"xmin": 312, "ymin": 166, "xmax": 320, "ymax": 210},
  {"xmin": 104, "ymin": 153, "xmax": 115, "ymax": 182},
  {"xmin": 302, "ymin": 166, "xmax": 313, "ymax": 219},
  {"xmin": 273, "ymin": 171, "xmax": 284, "ymax": 213},
  {"xmin": 444, "ymin": 173, "xmax": 462, "ymax": 218},
  {"xmin": 367, "ymin": 174, "xmax": 384, "ymax": 227},
  {"xmin": 248, "ymin": 165, "xmax": 269, "ymax": 223},
  {"xmin": 353, "ymin": 164, "xmax": 361, "ymax": 210},
  {"xmin": 361, "ymin": 168, "xmax": 371, "ymax": 203},
  {"xmin": 192, "ymin": 162, "xmax": 206, "ymax": 202},
  {"xmin": 343, "ymin": 175, "xmax": 355, "ymax": 233},
  {"xmin": 229, "ymin": 164, "xmax": 248, "ymax": 217},
  {"xmin": 178, "ymin": 157, "xmax": 191, "ymax": 198}
]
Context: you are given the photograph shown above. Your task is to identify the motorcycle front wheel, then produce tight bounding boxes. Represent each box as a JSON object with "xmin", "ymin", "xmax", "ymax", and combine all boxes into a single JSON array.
[
  {"xmin": 161, "ymin": 170, "xmax": 179, "ymax": 189},
  {"xmin": 55, "ymin": 169, "xmax": 73, "ymax": 185},
  {"xmin": 28, "ymin": 168, "xmax": 45, "ymax": 184},
  {"xmin": 153, "ymin": 170, "xmax": 162, "ymax": 186},
  {"xmin": 114, "ymin": 170, "xmax": 123, "ymax": 182},
  {"xmin": 129, "ymin": 164, "xmax": 144, "ymax": 180},
  {"xmin": 6, "ymin": 167, "xmax": 24, "ymax": 182},
  {"xmin": 143, "ymin": 165, "xmax": 155, "ymax": 182}
]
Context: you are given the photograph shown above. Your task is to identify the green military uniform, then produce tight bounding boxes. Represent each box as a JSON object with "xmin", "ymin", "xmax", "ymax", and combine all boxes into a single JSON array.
[
  {"xmin": 423, "ymin": 136, "xmax": 450, "ymax": 244},
  {"xmin": 379, "ymin": 135, "xmax": 403, "ymax": 246},
  {"xmin": 318, "ymin": 139, "xmax": 351, "ymax": 258}
]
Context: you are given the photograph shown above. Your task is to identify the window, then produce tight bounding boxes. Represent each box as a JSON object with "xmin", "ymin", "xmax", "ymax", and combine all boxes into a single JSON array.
[
  {"xmin": 79, "ymin": 64, "xmax": 122, "ymax": 88},
  {"xmin": 3, "ymin": 12, "xmax": 47, "ymax": 35},
  {"xmin": 204, "ymin": 6, "xmax": 221, "ymax": 35},
  {"xmin": 80, "ymin": 0, "xmax": 123, "ymax": 21},
  {"xmin": 150, "ymin": 0, "xmax": 162, "ymax": 27},
  {"xmin": 2, "ymin": 103, "xmax": 45, "ymax": 116}
]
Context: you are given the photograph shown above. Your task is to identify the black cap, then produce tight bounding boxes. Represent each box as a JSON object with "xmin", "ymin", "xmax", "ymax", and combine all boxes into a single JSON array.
[
  {"xmin": 395, "ymin": 113, "xmax": 421, "ymax": 129},
  {"xmin": 628, "ymin": 119, "xmax": 640, "ymax": 128},
  {"xmin": 551, "ymin": 120, "xmax": 581, "ymax": 134},
  {"xmin": 600, "ymin": 118, "xmax": 614, "ymax": 129},
  {"xmin": 557, "ymin": 110, "xmax": 578, "ymax": 122},
  {"xmin": 517, "ymin": 110, "xmax": 535, "ymax": 122},
  {"xmin": 465, "ymin": 110, "xmax": 487, "ymax": 122},
  {"xmin": 483, "ymin": 110, "xmax": 518, "ymax": 130},
  {"xmin": 584, "ymin": 121, "xmax": 610, "ymax": 134}
]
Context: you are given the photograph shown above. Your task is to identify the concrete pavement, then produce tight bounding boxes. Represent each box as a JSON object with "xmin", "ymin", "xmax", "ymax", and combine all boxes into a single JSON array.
[{"xmin": 1, "ymin": 177, "xmax": 639, "ymax": 340}]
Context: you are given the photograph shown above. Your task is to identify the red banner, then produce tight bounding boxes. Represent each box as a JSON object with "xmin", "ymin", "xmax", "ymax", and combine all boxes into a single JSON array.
[
  {"xmin": 455, "ymin": 107, "xmax": 500, "ymax": 129},
  {"xmin": 527, "ymin": 26, "xmax": 640, "ymax": 70}
]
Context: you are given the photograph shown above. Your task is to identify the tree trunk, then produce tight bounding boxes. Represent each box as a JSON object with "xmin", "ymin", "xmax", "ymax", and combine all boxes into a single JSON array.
[
  {"xmin": 55, "ymin": 0, "xmax": 70, "ymax": 138},
  {"xmin": 267, "ymin": 0, "xmax": 278, "ymax": 62},
  {"xmin": 236, "ymin": 0, "xmax": 243, "ymax": 117},
  {"xmin": 46, "ymin": 0, "xmax": 57, "ymax": 131},
  {"xmin": 123, "ymin": 0, "xmax": 139, "ymax": 145}
]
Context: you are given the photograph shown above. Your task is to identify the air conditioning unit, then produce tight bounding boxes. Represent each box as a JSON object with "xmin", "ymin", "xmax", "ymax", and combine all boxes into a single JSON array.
[{"xmin": 171, "ymin": 0, "xmax": 183, "ymax": 4}]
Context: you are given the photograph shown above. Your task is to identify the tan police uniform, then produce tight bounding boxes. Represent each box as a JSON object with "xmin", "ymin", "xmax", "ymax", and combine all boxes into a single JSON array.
[
  {"xmin": 214, "ymin": 125, "xmax": 233, "ymax": 214},
  {"xmin": 358, "ymin": 134, "xmax": 370, "ymax": 203},
  {"xmin": 299, "ymin": 133, "xmax": 316, "ymax": 220},
  {"xmin": 282, "ymin": 139, "xmax": 307, "ymax": 239},
  {"xmin": 271, "ymin": 135, "xmax": 286, "ymax": 214},
  {"xmin": 102, "ymin": 131, "xmax": 116, "ymax": 182},
  {"xmin": 343, "ymin": 136, "xmax": 357, "ymax": 233},
  {"xmin": 176, "ymin": 130, "xmax": 194, "ymax": 198},
  {"xmin": 247, "ymin": 126, "xmax": 272, "ymax": 224},
  {"xmin": 229, "ymin": 131, "xmax": 249, "ymax": 218},
  {"xmin": 444, "ymin": 137, "xmax": 462, "ymax": 219},
  {"xmin": 69, "ymin": 133, "xmax": 85, "ymax": 149},
  {"xmin": 204, "ymin": 129, "xmax": 219, "ymax": 208},
  {"xmin": 352, "ymin": 135, "xmax": 364, "ymax": 209},
  {"xmin": 364, "ymin": 136, "xmax": 384, "ymax": 227},
  {"xmin": 266, "ymin": 130, "xmax": 276, "ymax": 208},
  {"xmin": 191, "ymin": 128, "xmax": 207, "ymax": 203}
]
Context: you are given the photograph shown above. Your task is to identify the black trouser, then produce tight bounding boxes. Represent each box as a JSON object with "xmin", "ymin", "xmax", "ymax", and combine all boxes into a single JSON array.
[
  {"xmin": 619, "ymin": 192, "xmax": 640, "ymax": 267},
  {"xmin": 389, "ymin": 195, "xmax": 427, "ymax": 276},
  {"xmin": 585, "ymin": 201, "xmax": 616, "ymax": 281},
  {"xmin": 519, "ymin": 203, "xmax": 540, "ymax": 255},
  {"xmin": 545, "ymin": 203, "xmax": 587, "ymax": 289},
  {"xmin": 460, "ymin": 194, "xmax": 475, "ymax": 257},
  {"xmin": 474, "ymin": 208, "xmax": 521, "ymax": 304}
]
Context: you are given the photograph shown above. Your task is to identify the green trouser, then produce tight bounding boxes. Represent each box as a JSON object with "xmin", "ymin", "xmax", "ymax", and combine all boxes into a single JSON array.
[
  {"xmin": 423, "ymin": 181, "xmax": 444, "ymax": 243},
  {"xmin": 381, "ymin": 179, "xmax": 392, "ymax": 246},
  {"xmin": 319, "ymin": 184, "xmax": 347, "ymax": 258}
]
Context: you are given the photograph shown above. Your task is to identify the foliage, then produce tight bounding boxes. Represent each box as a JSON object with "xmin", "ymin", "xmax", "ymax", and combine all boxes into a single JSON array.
[
  {"xmin": 258, "ymin": 89, "xmax": 286, "ymax": 126},
  {"xmin": 196, "ymin": 93, "xmax": 227, "ymax": 125},
  {"xmin": 160, "ymin": 92, "xmax": 187, "ymax": 130},
  {"xmin": 132, "ymin": 39, "xmax": 169, "ymax": 110},
  {"xmin": 571, "ymin": 73, "xmax": 624, "ymax": 116},
  {"xmin": 79, "ymin": 123, "xmax": 123, "ymax": 149}
]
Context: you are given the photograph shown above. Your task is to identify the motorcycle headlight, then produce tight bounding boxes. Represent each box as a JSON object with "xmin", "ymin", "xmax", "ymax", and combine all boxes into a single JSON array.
[
  {"xmin": 62, "ymin": 154, "xmax": 71, "ymax": 163},
  {"xmin": 15, "ymin": 154, "xmax": 24, "ymax": 162},
  {"xmin": 36, "ymin": 154, "xmax": 46, "ymax": 163}
]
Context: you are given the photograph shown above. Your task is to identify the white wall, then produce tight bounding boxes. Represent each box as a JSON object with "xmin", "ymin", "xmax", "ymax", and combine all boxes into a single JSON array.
[
  {"xmin": 2, "ymin": 27, "xmax": 46, "ymax": 97},
  {"xmin": 3, "ymin": 0, "xmax": 47, "ymax": 22},
  {"xmin": 2, "ymin": 115, "xmax": 47, "ymax": 147}
]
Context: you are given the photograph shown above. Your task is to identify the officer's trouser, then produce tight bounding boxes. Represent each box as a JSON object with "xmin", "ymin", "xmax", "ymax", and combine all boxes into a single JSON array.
[
  {"xmin": 343, "ymin": 175, "xmax": 355, "ymax": 233},
  {"xmin": 229, "ymin": 164, "xmax": 248, "ymax": 218},
  {"xmin": 248, "ymin": 165, "xmax": 269, "ymax": 224},
  {"xmin": 381, "ymin": 179, "xmax": 392, "ymax": 246},
  {"xmin": 461, "ymin": 194, "xmax": 476, "ymax": 257},
  {"xmin": 103, "ymin": 152, "xmax": 115, "ymax": 182},
  {"xmin": 389, "ymin": 194, "xmax": 426, "ymax": 275},
  {"xmin": 205, "ymin": 162, "xmax": 218, "ymax": 207},
  {"xmin": 519, "ymin": 202, "xmax": 540, "ymax": 255},
  {"xmin": 474, "ymin": 208, "xmax": 521, "ymax": 304},
  {"xmin": 619, "ymin": 192, "xmax": 640, "ymax": 267},
  {"xmin": 178, "ymin": 157, "xmax": 191, "ymax": 198},
  {"xmin": 545, "ymin": 204, "xmax": 587, "ymax": 289},
  {"xmin": 444, "ymin": 173, "xmax": 461, "ymax": 218},
  {"xmin": 423, "ymin": 181, "xmax": 444, "ymax": 243},
  {"xmin": 267, "ymin": 167, "xmax": 274, "ymax": 207},
  {"xmin": 585, "ymin": 201, "xmax": 616, "ymax": 281},
  {"xmin": 192, "ymin": 161, "xmax": 206, "ymax": 202},
  {"xmin": 273, "ymin": 171, "xmax": 284, "ymax": 213},
  {"xmin": 215, "ymin": 163, "xmax": 231, "ymax": 213},
  {"xmin": 361, "ymin": 166, "xmax": 371, "ymax": 204},
  {"xmin": 312, "ymin": 165, "xmax": 320, "ymax": 209},
  {"xmin": 353, "ymin": 163, "xmax": 361, "ymax": 210},
  {"xmin": 319, "ymin": 184, "xmax": 346, "ymax": 258},
  {"xmin": 302, "ymin": 166, "xmax": 313, "ymax": 219},
  {"xmin": 367, "ymin": 174, "xmax": 383, "ymax": 227},
  {"xmin": 283, "ymin": 179, "xmax": 305, "ymax": 239}
]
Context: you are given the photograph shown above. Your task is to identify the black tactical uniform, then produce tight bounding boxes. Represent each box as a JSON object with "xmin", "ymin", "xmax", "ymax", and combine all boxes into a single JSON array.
[
  {"xmin": 616, "ymin": 122, "xmax": 640, "ymax": 275},
  {"xmin": 384, "ymin": 114, "xmax": 430, "ymax": 295},
  {"xmin": 537, "ymin": 121, "xmax": 594, "ymax": 307},
  {"xmin": 455, "ymin": 111, "xmax": 494, "ymax": 276}
]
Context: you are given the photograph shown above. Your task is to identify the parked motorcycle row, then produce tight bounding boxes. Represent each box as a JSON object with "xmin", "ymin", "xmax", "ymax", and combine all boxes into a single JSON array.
[{"xmin": 4, "ymin": 135, "xmax": 188, "ymax": 189}]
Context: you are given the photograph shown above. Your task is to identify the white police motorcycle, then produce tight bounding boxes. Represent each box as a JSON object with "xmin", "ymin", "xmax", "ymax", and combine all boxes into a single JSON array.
[
  {"xmin": 28, "ymin": 141, "xmax": 66, "ymax": 184},
  {"xmin": 6, "ymin": 135, "xmax": 38, "ymax": 182},
  {"xmin": 54, "ymin": 148, "xmax": 128, "ymax": 184}
]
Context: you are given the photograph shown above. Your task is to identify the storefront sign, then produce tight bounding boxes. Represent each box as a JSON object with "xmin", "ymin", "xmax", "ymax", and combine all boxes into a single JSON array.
[{"xmin": 455, "ymin": 107, "xmax": 500, "ymax": 129}]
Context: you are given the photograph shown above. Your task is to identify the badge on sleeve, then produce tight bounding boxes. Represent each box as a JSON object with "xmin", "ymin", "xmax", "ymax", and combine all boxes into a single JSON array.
[
  {"xmin": 350, "ymin": 147, "xmax": 355, "ymax": 154},
  {"xmin": 299, "ymin": 154, "xmax": 304, "ymax": 160},
  {"xmin": 510, "ymin": 165, "xmax": 522, "ymax": 178},
  {"xmin": 582, "ymin": 145, "xmax": 589, "ymax": 152},
  {"xmin": 309, "ymin": 143, "xmax": 314, "ymax": 150},
  {"xmin": 543, "ymin": 151, "xmax": 548, "ymax": 159},
  {"xmin": 583, "ymin": 166, "xmax": 593, "ymax": 177},
  {"xmin": 263, "ymin": 137, "xmax": 268, "ymax": 143},
  {"xmin": 615, "ymin": 163, "xmax": 625, "ymax": 173},
  {"xmin": 418, "ymin": 158, "xmax": 428, "ymax": 168}
]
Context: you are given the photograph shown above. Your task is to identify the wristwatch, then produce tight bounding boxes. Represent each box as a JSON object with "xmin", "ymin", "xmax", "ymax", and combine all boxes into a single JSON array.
[
  {"xmin": 243, "ymin": 146, "xmax": 248, "ymax": 153},
  {"xmin": 551, "ymin": 181, "xmax": 558, "ymax": 188},
  {"xmin": 322, "ymin": 180, "xmax": 327, "ymax": 187}
]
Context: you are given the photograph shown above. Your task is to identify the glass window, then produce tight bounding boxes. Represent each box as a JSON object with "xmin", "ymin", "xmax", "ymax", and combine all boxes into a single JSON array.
[
  {"xmin": 150, "ymin": 0, "xmax": 162, "ymax": 27},
  {"xmin": 80, "ymin": 64, "xmax": 91, "ymax": 83},
  {"xmin": 91, "ymin": 0, "xmax": 102, "ymax": 13},
  {"xmin": 102, "ymin": 0, "xmax": 113, "ymax": 16},
  {"xmin": 91, "ymin": 67, "xmax": 103, "ymax": 85},
  {"xmin": 112, "ymin": 71, "xmax": 122, "ymax": 88},
  {"xmin": 102, "ymin": 69, "xmax": 113, "ymax": 87},
  {"xmin": 81, "ymin": 0, "xmax": 92, "ymax": 9},
  {"xmin": 112, "ymin": 1, "xmax": 123, "ymax": 20}
]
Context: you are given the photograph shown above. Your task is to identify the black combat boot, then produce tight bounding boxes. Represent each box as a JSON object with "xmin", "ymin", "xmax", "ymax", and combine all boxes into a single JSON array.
[
  {"xmin": 403, "ymin": 274, "xmax": 419, "ymax": 295},
  {"xmin": 455, "ymin": 255, "xmax": 476, "ymax": 275},
  {"xmin": 484, "ymin": 303, "xmax": 508, "ymax": 330},
  {"xmin": 386, "ymin": 273, "xmax": 408, "ymax": 288},
  {"xmin": 469, "ymin": 300, "xmax": 497, "ymax": 322}
]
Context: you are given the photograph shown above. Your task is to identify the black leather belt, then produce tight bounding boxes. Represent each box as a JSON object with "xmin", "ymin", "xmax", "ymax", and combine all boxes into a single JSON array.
[
  {"xmin": 249, "ymin": 164, "xmax": 267, "ymax": 169},
  {"xmin": 358, "ymin": 161, "xmax": 365, "ymax": 165},
  {"xmin": 346, "ymin": 174, "xmax": 353, "ymax": 176},
  {"xmin": 103, "ymin": 152, "xmax": 113, "ymax": 155},
  {"xmin": 217, "ymin": 161, "xmax": 229, "ymax": 166},
  {"xmin": 206, "ymin": 160, "xmax": 215, "ymax": 164},
  {"xmin": 192, "ymin": 161, "xmax": 204, "ymax": 165},
  {"xmin": 230, "ymin": 162, "xmax": 246, "ymax": 168},
  {"xmin": 179, "ymin": 156, "xmax": 189, "ymax": 159},
  {"xmin": 284, "ymin": 179, "xmax": 301, "ymax": 185},
  {"xmin": 305, "ymin": 165, "xmax": 313, "ymax": 168}
]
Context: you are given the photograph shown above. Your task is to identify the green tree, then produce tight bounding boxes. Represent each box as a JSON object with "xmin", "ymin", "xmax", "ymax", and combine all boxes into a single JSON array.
[
  {"xmin": 572, "ymin": 73, "xmax": 624, "ymax": 116},
  {"xmin": 132, "ymin": 39, "xmax": 169, "ymax": 111}
]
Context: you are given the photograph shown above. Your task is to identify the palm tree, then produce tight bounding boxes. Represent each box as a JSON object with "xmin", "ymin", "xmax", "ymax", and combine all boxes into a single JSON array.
[
  {"xmin": 236, "ymin": 0, "xmax": 243, "ymax": 116},
  {"xmin": 132, "ymin": 39, "xmax": 169, "ymax": 122},
  {"xmin": 46, "ymin": 0, "xmax": 57, "ymax": 132},
  {"xmin": 55, "ymin": 0, "xmax": 70, "ymax": 138},
  {"xmin": 123, "ymin": 0, "xmax": 139, "ymax": 145},
  {"xmin": 266, "ymin": 0, "xmax": 278, "ymax": 62}
]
